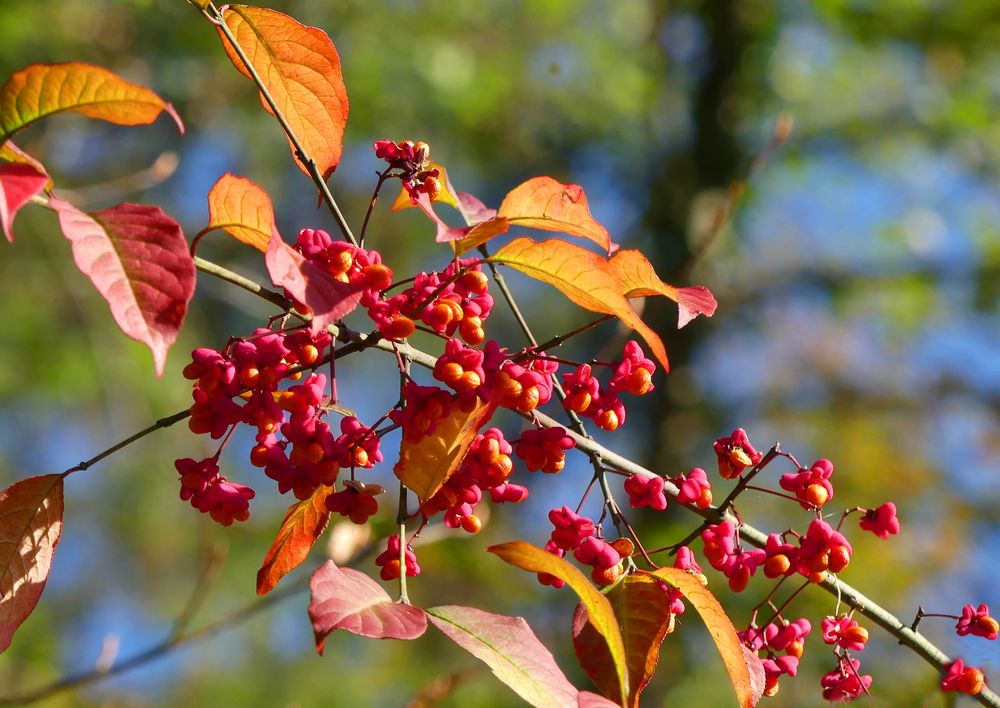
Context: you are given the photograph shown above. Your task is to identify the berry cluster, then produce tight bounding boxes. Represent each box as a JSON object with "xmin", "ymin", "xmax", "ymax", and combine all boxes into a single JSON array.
[{"xmin": 373, "ymin": 139, "xmax": 441, "ymax": 202}]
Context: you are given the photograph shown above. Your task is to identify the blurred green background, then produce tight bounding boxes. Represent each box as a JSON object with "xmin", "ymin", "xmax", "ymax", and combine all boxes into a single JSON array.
[{"xmin": 1, "ymin": 0, "xmax": 999, "ymax": 705}]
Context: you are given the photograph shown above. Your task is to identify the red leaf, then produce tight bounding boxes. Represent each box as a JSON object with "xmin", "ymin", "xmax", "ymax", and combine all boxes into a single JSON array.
[
  {"xmin": 0, "ymin": 162, "xmax": 48, "ymax": 243},
  {"xmin": 308, "ymin": 560, "xmax": 426, "ymax": 653},
  {"xmin": 265, "ymin": 231, "xmax": 365, "ymax": 334},
  {"xmin": 218, "ymin": 5, "xmax": 348, "ymax": 180},
  {"xmin": 645, "ymin": 568, "xmax": 761, "ymax": 707},
  {"xmin": 204, "ymin": 173, "xmax": 278, "ymax": 253},
  {"xmin": 50, "ymin": 198, "xmax": 195, "ymax": 377},
  {"xmin": 487, "ymin": 541, "xmax": 628, "ymax": 705},
  {"xmin": 497, "ymin": 177, "xmax": 613, "ymax": 254},
  {"xmin": 488, "ymin": 238, "xmax": 669, "ymax": 371},
  {"xmin": 0, "ymin": 475, "xmax": 64, "ymax": 654},
  {"xmin": 675, "ymin": 286, "xmax": 718, "ymax": 329},
  {"xmin": 0, "ymin": 62, "xmax": 183, "ymax": 141},
  {"xmin": 256, "ymin": 485, "xmax": 332, "ymax": 596},
  {"xmin": 427, "ymin": 605, "xmax": 579, "ymax": 708},
  {"xmin": 394, "ymin": 398, "xmax": 496, "ymax": 502},
  {"xmin": 572, "ymin": 574, "xmax": 675, "ymax": 706},
  {"xmin": 607, "ymin": 249, "xmax": 717, "ymax": 328}
]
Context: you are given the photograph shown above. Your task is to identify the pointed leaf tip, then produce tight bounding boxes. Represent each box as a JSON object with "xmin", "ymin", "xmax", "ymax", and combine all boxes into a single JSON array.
[
  {"xmin": 256, "ymin": 485, "xmax": 332, "ymax": 595},
  {"xmin": 308, "ymin": 561, "xmax": 426, "ymax": 653},
  {"xmin": 50, "ymin": 198, "xmax": 195, "ymax": 377},
  {"xmin": 646, "ymin": 567, "xmax": 760, "ymax": 707},
  {"xmin": 218, "ymin": 6, "xmax": 348, "ymax": 180},
  {"xmin": 488, "ymin": 238, "xmax": 668, "ymax": 370},
  {"xmin": 0, "ymin": 62, "xmax": 183, "ymax": 141},
  {"xmin": 0, "ymin": 475, "xmax": 64, "ymax": 654},
  {"xmin": 609, "ymin": 249, "xmax": 717, "ymax": 329},
  {"xmin": 0, "ymin": 162, "xmax": 48, "ymax": 243}
]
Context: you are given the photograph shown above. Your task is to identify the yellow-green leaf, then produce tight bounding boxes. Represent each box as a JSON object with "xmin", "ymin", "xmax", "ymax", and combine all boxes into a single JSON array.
[
  {"xmin": 218, "ymin": 5, "xmax": 348, "ymax": 180},
  {"xmin": 0, "ymin": 63, "xmax": 183, "ymax": 142},
  {"xmin": 204, "ymin": 173, "xmax": 277, "ymax": 252},
  {"xmin": 487, "ymin": 541, "xmax": 628, "ymax": 705},
  {"xmin": 645, "ymin": 568, "xmax": 762, "ymax": 708},
  {"xmin": 394, "ymin": 398, "xmax": 496, "ymax": 502},
  {"xmin": 497, "ymin": 177, "xmax": 612, "ymax": 254},
  {"xmin": 488, "ymin": 237, "xmax": 668, "ymax": 370}
]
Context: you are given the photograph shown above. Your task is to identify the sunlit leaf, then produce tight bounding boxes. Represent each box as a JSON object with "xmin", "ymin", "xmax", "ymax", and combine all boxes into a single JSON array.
[
  {"xmin": 0, "ymin": 162, "xmax": 48, "ymax": 243},
  {"xmin": 0, "ymin": 62, "xmax": 183, "ymax": 142},
  {"xmin": 0, "ymin": 475, "xmax": 63, "ymax": 654},
  {"xmin": 577, "ymin": 692, "xmax": 622, "ymax": 707},
  {"xmin": 645, "ymin": 568, "xmax": 762, "ymax": 707},
  {"xmin": 572, "ymin": 574, "xmax": 675, "ymax": 707},
  {"xmin": 50, "ymin": 198, "xmax": 196, "ymax": 377},
  {"xmin": 497, "ymin": 177, "xmax": 612, "ymax": 254},
  {"xmin": 394, "ymin": 398, "xmax": 496, "ymax": 502},
  {"xmin": 218, "ymin": 5, "xmax": 348, "ymax": 180},
  {"xmin": 265, "ymin": 231, "xmax": 366, "ymax": 334},
  {"xmin": 0, "ymin": 140, "xmax": 51, "ymax": 189},
  {"xmin": 256, "ymin": 485, "xmax": 332, "ymax": 595},
  {"xmin": 487, "ymin": 541, "xmax": 628, "ymax": 704},
  {"xmin": 204, "ymin": 173, "xmax": 277, "ymax": 253},
  {"xmin": 427, "ymin": 605, "xmax": 579, "ymax": 708},
  {"xmin": 308, "ymin": 560, "xmax": 427, "ymax": 654},
  {"xmin": 608, "ymin": 249, "xmax": 718, "ymax": 328},
  {"xmin": 451, "ymin": 216, "xmax": 510, "ymax": 256},
  {"xmin": 488, "ymin": 238, "xmax": 668, "ymax": 370}
]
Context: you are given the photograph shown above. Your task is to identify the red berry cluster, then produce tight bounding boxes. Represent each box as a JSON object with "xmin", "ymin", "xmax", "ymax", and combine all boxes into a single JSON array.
[{"xmin": 373, "ymin": 139, "xmax": 441, "ymax": 202}]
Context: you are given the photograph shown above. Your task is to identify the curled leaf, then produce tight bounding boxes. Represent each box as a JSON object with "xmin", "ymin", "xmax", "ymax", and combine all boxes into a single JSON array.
[
  {"xmin": 204, "ymin": 173, "xmax": 278, "ymax": 253},
  {"xmin": 394, "ymin": 398, "xmax": 496, "ymax": 502},
  {"xmin": 308, "ymin": 560, "xmax": 427, "ymax": 653},
  {"xmin": 488, "ymin": 237, "xmax": 668, "ymax": 370},
  {"xmin": 0, "ymin": 62, "xmax": 183, "ymax": 142},
  {"xmin": 0, "ymin": 162, "xmax": 48, "ymax": 243},
  {"xmin": 487, "ymin": 541, "xmax": 628, "ymax": 705},
  {"xmin": 497, "ymin": 177, "xmax": 612, "ymax": 254},
  {"xmin": 50, "ymin": 198, "xmax": 196, "ymax": 377},
  {"xmin": 218, "ymin": 5, "xmax": 348, "ymax": 180},
  {"xmin": 0, "ymin": 475, "xmax": 64, "ymax": 654},
  {"xmin": 427, "ymin": 605, "xmax": 579, "ymax": 708},
  {"xmin": 265, "ymin": 231, "xmax": 365, "ymax": 334},
  {"xmin": 256, "ymin": 485, "xmax": 332, "ymax": 595},
  {"xmin": 645, "ymin": 568, "xmax": 761, "ymax": 707},
  {"xmin": 608, "ymin": 249, "xmax": 717, "ymax": 328}
]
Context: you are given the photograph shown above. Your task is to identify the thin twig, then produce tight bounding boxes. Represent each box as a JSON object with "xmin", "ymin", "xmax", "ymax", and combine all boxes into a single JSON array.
[{"xmin": 203, "ymin": 3, "xmax": 357, "ymax": 246}]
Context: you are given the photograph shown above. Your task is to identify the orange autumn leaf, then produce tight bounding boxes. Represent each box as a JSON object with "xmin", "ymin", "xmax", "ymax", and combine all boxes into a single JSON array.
[
  {"xmin": 204, "ymin": 173, "xmax": 277, "ymax": 252},
  {"xmin": 256, "ymin": 484, "xmax": 333, "ymax": 595},
  {"xmin": 572, "ymin": 573, "xmax": 676, "ymax": 707},
  {"xmin": 218, "ymin": 5, "xmax": 348, "ymax": 180},
  {"xmin": 0, "ymin": 63, "xmax": 183, "ymax": 142},
  {"xmin": 487, "ymin": 541, "xmax": 628, "ymax": 705},
  {"xmin": 609, "ymin": 249, "xmax": 718, "ymax": 328},
  {"xmin": 488, "ymin": 237, "xmax": 668, "ymax": 370},
  {"xmin": 497, "ymin": 177, "xmax": 612, "ymax": 254},
  {"xmin": 645, "ymin": 568, "xmax": 763, "ymax": 707},
  {"xmin": 0, "ymin": 474, "xmax": 64, "ymax": 654},
  {"xmin": 394, "ymin": 398, "xmax": 496, "ymax": 502}
]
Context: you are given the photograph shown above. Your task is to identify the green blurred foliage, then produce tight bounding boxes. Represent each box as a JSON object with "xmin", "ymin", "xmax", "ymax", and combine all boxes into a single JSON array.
[{"xmin": 2, "ymin": 0, "xmax": 999, "ymax": 706}]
